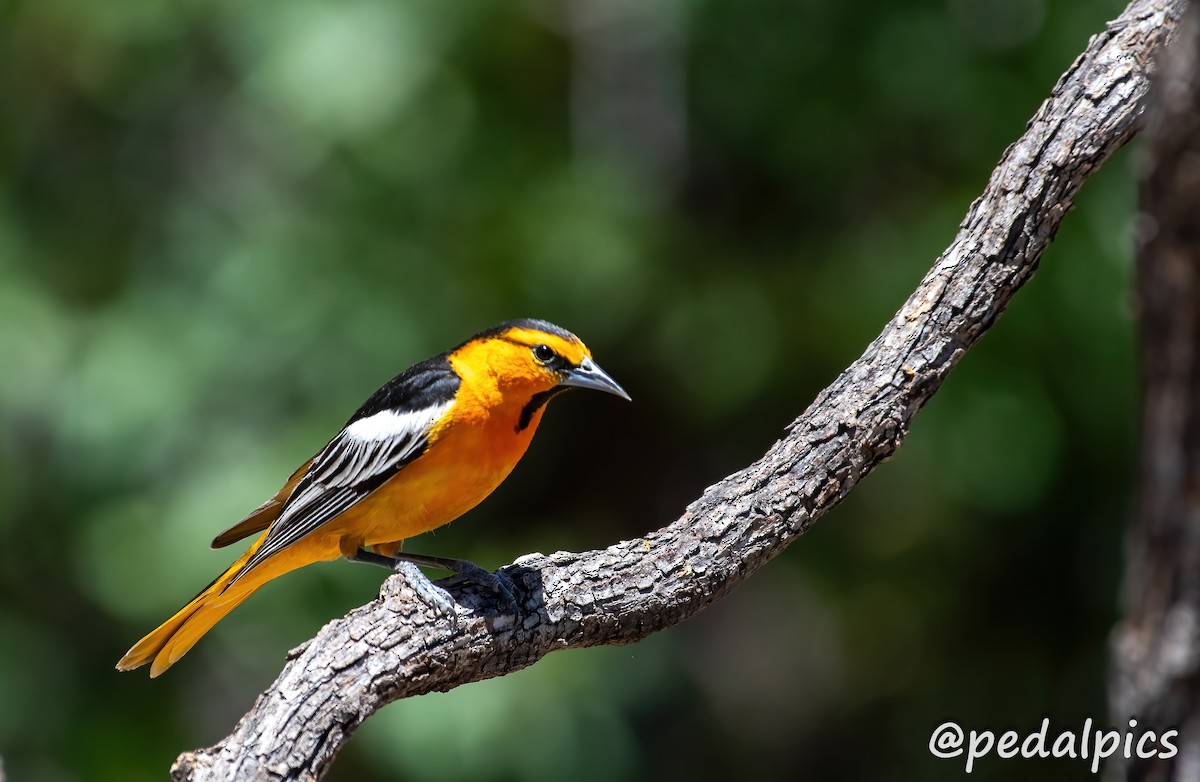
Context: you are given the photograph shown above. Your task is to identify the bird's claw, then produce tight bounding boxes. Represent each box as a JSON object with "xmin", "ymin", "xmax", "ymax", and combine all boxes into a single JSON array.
[
  {"xmin": 443, "ymin": 562, "xmax": 520, "ymax": 616},
  {"xmin": 390, "ymin": 560, "xmax": 457, "ymax": 617}
]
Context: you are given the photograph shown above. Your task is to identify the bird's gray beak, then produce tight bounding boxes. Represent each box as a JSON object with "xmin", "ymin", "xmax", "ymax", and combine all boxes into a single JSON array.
[{"xmin": 559, "ymin": 356, "xmax": 632, "ymax": 401}]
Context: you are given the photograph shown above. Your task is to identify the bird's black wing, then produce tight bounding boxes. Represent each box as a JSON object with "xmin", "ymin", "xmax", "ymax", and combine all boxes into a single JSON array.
[{"xmin": 232, "ymin": 355, "xmax": 460, "ymax": 579}]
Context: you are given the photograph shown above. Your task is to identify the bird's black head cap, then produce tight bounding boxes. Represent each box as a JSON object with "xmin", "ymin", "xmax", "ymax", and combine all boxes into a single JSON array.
[{"xmin": 465, "ymin": 318, "xmax": 580, "ymax": 346}]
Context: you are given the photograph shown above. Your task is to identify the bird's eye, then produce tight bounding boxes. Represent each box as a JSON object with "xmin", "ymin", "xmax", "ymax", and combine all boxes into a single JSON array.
[{"xmin": 533, "ymin": 344, "xmax": 556, "ymax": 364}]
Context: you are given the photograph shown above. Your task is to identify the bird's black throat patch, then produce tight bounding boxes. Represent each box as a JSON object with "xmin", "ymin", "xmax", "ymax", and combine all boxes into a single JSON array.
[{"xmin": 516, "ymin": 386, "xmax": 569, "ymax": 432}]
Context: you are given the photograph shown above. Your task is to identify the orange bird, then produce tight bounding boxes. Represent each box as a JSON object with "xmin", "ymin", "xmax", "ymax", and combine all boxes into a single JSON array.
[{"xmin": 117, "ymin": 319, "xmax": 629, "ymax": 676}]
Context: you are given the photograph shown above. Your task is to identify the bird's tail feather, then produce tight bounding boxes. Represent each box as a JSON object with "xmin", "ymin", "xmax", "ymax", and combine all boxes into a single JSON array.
[{"xmin": 116, "ymin": 539, "xmax": 264, "ymax": 677}]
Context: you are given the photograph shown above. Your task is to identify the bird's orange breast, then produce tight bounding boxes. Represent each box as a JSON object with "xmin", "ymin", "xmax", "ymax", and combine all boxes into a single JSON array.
[{"xmin": 322, "ymin": 389, "xmax": 545, "ymax": 552}]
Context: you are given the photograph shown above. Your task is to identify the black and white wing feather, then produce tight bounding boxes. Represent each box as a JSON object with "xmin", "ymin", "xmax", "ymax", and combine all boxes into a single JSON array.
[{"xmin": 235, "ymin": 356, "xmax": 460, "ymax": 579}]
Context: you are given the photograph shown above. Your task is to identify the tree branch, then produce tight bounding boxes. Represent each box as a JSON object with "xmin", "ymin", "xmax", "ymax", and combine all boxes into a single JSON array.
[
  {"xmin": 1110, "ymin": 2, "xmax": 1200, "ymax": 779},
  {"xmin": 172, "ymin": 1, "xmax": 1184, "ymax": 779}
]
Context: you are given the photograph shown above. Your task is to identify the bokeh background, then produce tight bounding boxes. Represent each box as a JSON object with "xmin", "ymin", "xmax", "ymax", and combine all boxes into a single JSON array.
[{"xmin": 0, "ymin": 0, "xmax": 1140, "ymax": 779}]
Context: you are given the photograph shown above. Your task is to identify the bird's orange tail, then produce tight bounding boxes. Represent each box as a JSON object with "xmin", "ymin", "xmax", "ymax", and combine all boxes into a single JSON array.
[{"xmin": 116, "ymin": 539, "xmax": 265, "ymax": 677}]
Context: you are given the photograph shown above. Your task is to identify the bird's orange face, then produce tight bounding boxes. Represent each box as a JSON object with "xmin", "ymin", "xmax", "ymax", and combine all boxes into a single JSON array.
[
  {"xmin": 492, "ymin": 325, "xmax": 591, "ymax": 391},
  {"xmin": 450, "ymin": 321, "xmax": 629, "ymax": 405}
]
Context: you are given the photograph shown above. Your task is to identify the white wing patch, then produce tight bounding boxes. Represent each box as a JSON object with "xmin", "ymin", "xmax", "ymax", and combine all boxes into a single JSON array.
[
  {"xmin": 344, "ymin": 406, "xmax": 446, "ymax": 442},
  {"xmin": 306, "ymin": 402, "xmax": 452, "ymax": 488},
  {"xmin": 234, "ymin": 399, "xmax": 454, "ymax": 579}
]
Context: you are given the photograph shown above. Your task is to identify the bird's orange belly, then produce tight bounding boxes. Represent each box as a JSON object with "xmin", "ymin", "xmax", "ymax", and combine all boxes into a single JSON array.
[{"xmin": 324, "ymin": 416, "xmax": 535, "ymax": 549}]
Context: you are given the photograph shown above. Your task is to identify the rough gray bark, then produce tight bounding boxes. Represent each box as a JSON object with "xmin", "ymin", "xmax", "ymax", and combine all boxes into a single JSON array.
[
  {"xmin": 1110, "ymin": 3, "xmax": 1200, "ymax": 780},
  {"xmin": 172, "ymin": 1, "xmax": 1184, "ymax": 779}
]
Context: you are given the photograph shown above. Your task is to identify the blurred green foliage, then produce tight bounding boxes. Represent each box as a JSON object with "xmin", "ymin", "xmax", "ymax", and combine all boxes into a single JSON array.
[{"xmin": 0, "ymin": 0, "xmax": 1137, "ymax": 779}]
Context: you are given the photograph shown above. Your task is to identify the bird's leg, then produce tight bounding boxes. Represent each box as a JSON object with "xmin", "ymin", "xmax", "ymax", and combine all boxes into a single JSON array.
[
  {"xmin": 347, "ymin": 548, "xmax": 405, "ymax": 570},
  {"xmin": 348, "ymin": 549, "xmax": 456, "ymax": 616},
  {"xmin": 346, "ymin": 548, "xmax": 475, "ymax": 573},
  {"xmin": 383, "ymin": 551, "xmax": 479, "ymax": 573},
  {"xmin": 349, "ymin": 548, "xmax": 519, "ymax": 615}
]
